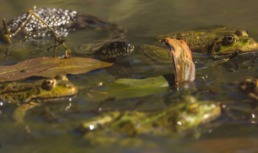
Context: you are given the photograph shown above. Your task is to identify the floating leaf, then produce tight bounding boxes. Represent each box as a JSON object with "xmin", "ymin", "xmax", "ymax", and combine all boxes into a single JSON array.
[
  {"xmin": 115, "ymin": 76, "xmax": 169, "ymax": 88},
  {"xmin": 36, "ymin": 57, "xmax": 113, "ymax": 77},
  {"xmin": 0, "ymin": 57, "xmax": 113, "ymax": 82},
  {"xmin": 88, "ymin": 76, "xmax": 169, "ymax": 100},
  {"xmin": 0, "ymin": 57, "xmax": 58, "ymax": 82}
]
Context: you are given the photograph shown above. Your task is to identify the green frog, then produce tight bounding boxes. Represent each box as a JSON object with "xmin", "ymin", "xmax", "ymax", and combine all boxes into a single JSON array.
[
  {"xmin": 239, "ymin": 77, "xmax": 258, "ymax": 101},
  {"xmin": 109, "ymin": 27, "xmax": 257, "ymax": 78},
  {"xmin": 78, "ymin": 96, "xmax": 221, "ymax": 138},
  {"xmin": 157, "ymin": 27, "xmax": 258, "ymax": 55},
  {"xmin": 0, "ymin": 75, "xmax": 78, "ymax": 122}
]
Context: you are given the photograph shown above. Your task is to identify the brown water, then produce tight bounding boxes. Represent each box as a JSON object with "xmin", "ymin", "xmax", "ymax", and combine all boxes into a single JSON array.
[{"xmin": 0, "ymin": 0, "xmax": 258, "ymax": 153}]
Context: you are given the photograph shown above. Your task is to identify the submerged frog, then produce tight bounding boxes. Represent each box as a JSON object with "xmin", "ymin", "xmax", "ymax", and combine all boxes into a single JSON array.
[
  {"xmin": 0, "ymin": 75, "xmax": 78, "ymax": 122},
  {"xmin": 158, "ymin": 27, "xmax": 258, "ymax": 55},
  {"xmin": 239, "ymin": 77, "xmax": 258, "ymax": 101},
  {"xmin": 78, "ymin": 96, "xmax": 221, "ymax": 138}
]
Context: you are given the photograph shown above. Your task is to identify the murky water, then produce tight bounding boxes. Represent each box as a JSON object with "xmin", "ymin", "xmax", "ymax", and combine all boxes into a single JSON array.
[{"xmin": 0, "ymin": 0, "xmax": 258, "ymax": 153}]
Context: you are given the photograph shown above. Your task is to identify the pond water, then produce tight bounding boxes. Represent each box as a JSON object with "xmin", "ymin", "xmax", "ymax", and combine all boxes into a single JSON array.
[{"xmin": 0, "ymin": 0, "xmax": 258, "ymax": 153}]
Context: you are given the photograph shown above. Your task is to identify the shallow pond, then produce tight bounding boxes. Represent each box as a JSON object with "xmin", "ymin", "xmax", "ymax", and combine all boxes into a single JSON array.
[{"xmin": 0, "ymin": 0, "xmax": 258, "ymax": 153}]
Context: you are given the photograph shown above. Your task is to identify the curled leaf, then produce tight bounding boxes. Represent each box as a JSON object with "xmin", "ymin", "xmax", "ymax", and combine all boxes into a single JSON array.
[{"xmin": 161, "ymin": 38, "xmax": 195, "ymax": 88}]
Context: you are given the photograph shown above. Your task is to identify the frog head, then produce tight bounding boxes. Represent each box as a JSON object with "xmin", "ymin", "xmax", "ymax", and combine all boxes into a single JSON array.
[
  {"xmin": 31, "ymin": 75, "xmax": 78, "ymax": 102},
  {"xmin": 211, "ymin": 30, "xmax": 258, "ymax": 55}
]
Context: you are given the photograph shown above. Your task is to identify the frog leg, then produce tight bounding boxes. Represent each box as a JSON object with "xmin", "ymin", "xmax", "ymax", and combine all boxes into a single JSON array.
[{"xmin": 12, "ymin": 102, "xmax": 40, "ymax": 123}]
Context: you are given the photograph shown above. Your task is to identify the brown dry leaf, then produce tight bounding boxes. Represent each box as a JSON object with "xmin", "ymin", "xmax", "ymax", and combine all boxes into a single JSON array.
[
  {"xmin": 161, "ymin": 38, "xmax": 195, "ymax": 87},
  {"xmin": 0, "ymin": 57, "xmax": 113, "ymax": 82}
]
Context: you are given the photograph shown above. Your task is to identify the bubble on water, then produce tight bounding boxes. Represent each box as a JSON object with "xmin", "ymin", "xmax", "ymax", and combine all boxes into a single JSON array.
[
  {"xmin": 251, "ymin": 113, "xmax": 255, "ymax": 119},
  {"xmin": 89, "ymin": 125, "xmax": 95, "ymax": 130}
]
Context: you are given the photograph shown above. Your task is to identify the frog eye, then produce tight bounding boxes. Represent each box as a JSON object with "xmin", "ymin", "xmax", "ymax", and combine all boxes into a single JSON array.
[
  {"xmin": 41, "ymin": 79, "xmax": 56, "ymax": 90},
  {"xmin": 187, "ymin": 103, "xmax": 200, "ymax": 114},
  {"xmin": 222, "ymin": 35, "xmax": 237, "ymax": 46}
]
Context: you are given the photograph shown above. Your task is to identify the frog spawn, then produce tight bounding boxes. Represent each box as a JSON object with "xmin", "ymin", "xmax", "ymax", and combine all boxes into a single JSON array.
[
  {"xmin": 2, "ymin": 7, "xmax": 133, "ymax": 58},
  {"xmin": 6, "ymin": 7, "xmax": 78, "ymax": 40}
]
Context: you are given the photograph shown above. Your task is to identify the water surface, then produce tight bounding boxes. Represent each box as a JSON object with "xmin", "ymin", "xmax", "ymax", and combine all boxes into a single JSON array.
[{"xmin": 0, "ymin": 0, "xmax": 258, "ymax": 153}]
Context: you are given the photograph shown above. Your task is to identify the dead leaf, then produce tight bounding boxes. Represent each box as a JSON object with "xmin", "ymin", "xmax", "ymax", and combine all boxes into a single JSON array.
[{"xmin": 161, "ymin": 38, "xmax": 195, "ymax": 88}]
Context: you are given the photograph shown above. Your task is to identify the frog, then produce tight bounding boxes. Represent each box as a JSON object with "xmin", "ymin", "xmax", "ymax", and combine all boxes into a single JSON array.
[
  {"xmin": 157, "ymin": 27, "xmax": 258, "ymax": 56},
  {"xmin": 0, "ymin": 75, "xmax": 78, "ymax": 122},
  {"xmin": 78, "ymin": 96, "xmax": 221, "ymax": 140},
  {"xmin": 108, "ymin": 27, "xmax": 258, "ymax": 78},
  {"xmin": 0, "ymin": 6, "xmax": 133, "ymax": 59},
  {"xmin": 239, "ymin": 77, "xmax": 258, "ymax": 101}
]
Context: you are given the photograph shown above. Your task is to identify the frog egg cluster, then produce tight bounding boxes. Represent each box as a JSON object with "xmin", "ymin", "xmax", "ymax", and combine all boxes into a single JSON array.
[{"xmin": 7, "ymin": 7, "xmax": 78, "ymax": 40}]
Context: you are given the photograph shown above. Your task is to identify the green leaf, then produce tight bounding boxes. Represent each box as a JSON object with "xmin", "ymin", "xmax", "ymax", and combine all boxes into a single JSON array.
[
  {"xmin": 115, "ymin": 76, "xmax": 169, "ymax": 88},
  {"xmin": 0, "ymin": 57, "xmax": 58, "ymax": 82},
  {"xmin": 0, "ymin": 57, "xmax": 113, "ymax": 82},
  {"xmin": 88, "ymin": 76, "xmax": 169, "ymax": 100},
  {"xmin": 36, "ymin": 57, "xmax": 113, "ymax": 77}
]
